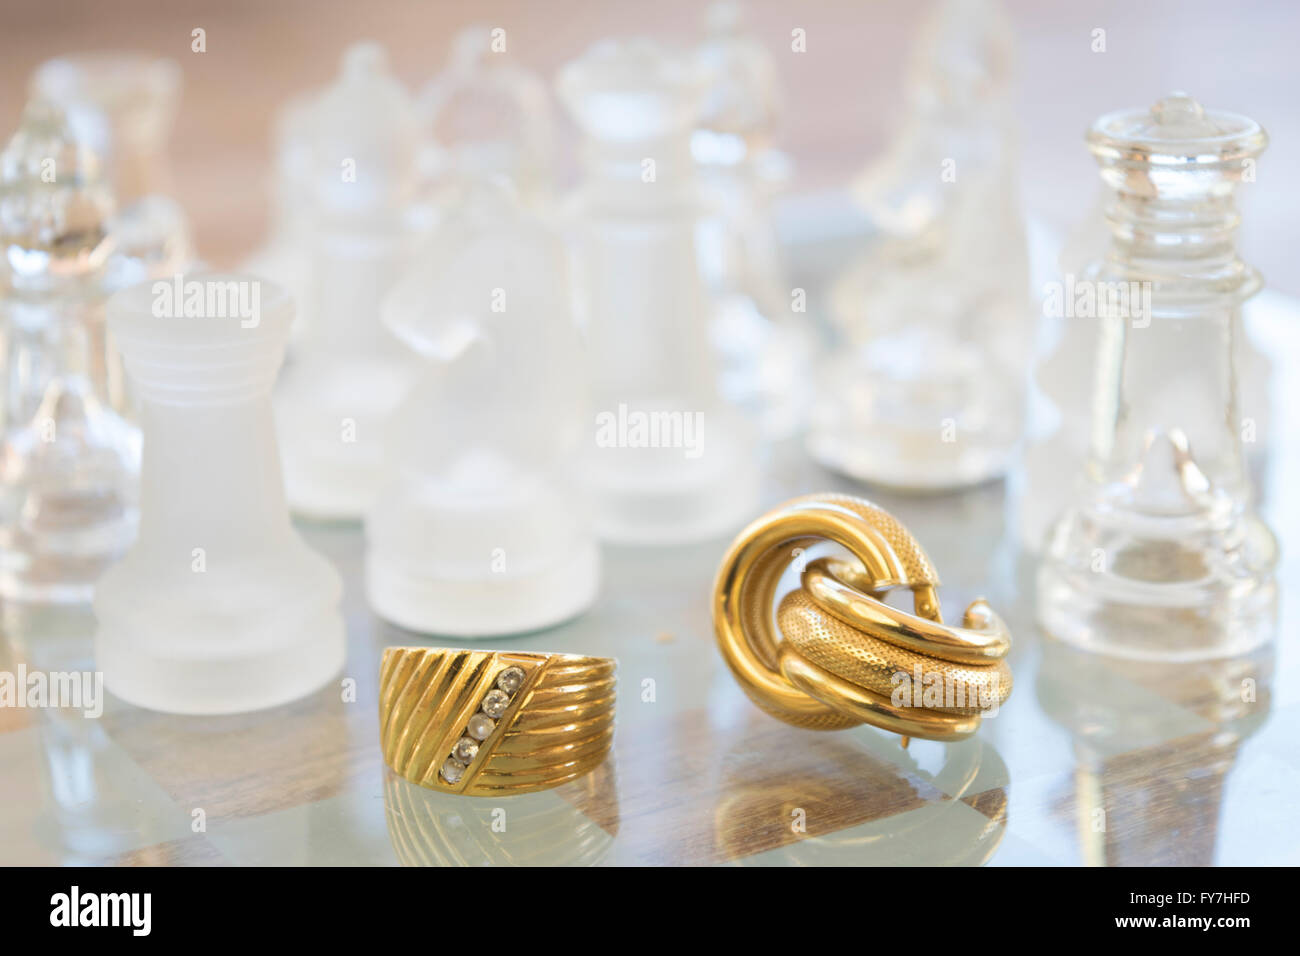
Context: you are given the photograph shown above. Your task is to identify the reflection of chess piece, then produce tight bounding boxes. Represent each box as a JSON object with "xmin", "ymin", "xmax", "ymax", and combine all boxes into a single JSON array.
[
  {"xmin": 97, "ymin": 274, "xmax": 344, "ymax": 714},
  {"xmin": 693, "ymin": 1, "xmax": 813, "ymax": 440},
  {"xmin": 1038, "ymin": 634, "xmax": 1272, "ymax": 865},
  {"xmin": 6, "ymin": 603, "xmax": 142, "ymax": 861},
  {"xmin": 383, "ymin": 765, "xmax": 616, "ymax": 866},
  {"xmin": 0, "ymin": 102, "xmax": 139, "ymax": 603},
  {"xmin": 274, "ymin": 43, "xmax": 422, "ymax": 519},
  {"xmin": 368, "ymin": 184, "xmax": 598, "ymax": 635},
  {"xmin": 1038, "ymin": 95, "xmax": 1278, "ymax": 661},
  {"xmin": 557, "ymin": 38, "xmax": 759, "ymax": 544},
  {"xmin": 813, "ymin": 0, "xmax": 1029, "ymax": 489},
  {"xmin": 715, "ymin": 733, "xmax": 1007, "ymax": 865},
  {"xmin": 31, "ymin": 53, "xmax": 195, "ymax": 289},
  {"xmin": 419, "ymin": 25, "xmax": 555, "ymax": 208}
]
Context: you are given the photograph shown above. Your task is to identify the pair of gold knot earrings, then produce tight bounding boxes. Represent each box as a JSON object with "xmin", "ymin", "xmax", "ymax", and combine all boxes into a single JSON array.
[{"xmin": 379, "ymin": 493, "xmax": 1013, "ymax": 796}]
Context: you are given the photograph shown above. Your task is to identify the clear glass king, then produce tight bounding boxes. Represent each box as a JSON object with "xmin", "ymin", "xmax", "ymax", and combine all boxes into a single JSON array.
[{"xmin": 1037, "ymin": 93, "xmax": 1278, "ymax": 660}]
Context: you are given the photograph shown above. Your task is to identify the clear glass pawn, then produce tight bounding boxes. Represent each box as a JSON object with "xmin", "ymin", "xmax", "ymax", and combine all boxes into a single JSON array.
[
  {"xmin": 1037, "ymin": 94, "xmax": 1278, "ymax": 661},
  {"xmin": 0, "ymin": 101, "xmax": 139, "ymax": 603}
]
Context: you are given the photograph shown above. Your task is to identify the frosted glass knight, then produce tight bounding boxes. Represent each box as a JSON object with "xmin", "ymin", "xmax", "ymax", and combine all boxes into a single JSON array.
[{"xmin": 368, "ymin": 184, "xmax": 598, "ymax": 635}]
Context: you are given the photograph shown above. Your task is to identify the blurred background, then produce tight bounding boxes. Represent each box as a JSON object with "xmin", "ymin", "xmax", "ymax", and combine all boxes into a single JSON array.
[{"xmin": 1, "ymin": 0, "xmax": 1296, "ymax": 292}]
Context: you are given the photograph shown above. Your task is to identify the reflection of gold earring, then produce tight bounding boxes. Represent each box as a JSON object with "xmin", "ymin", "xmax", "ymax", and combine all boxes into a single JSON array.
[
  {"xmin": 380, "ymin": 648, "xmax": 615, "ymax": 795},
  {"xmin": 713, "ymin": 494, "xmax": 1012, "ymax": 743},
  {"xmin": 715, "ymin": 738, "xmax": 1008, "ymax": 865}
]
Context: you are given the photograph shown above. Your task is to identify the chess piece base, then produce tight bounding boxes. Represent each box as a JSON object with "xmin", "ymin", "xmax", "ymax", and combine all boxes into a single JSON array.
[
  {"xmin": 1037, "ymin": 508, "xmax": 1278, "ymax": 661},
  {"xmin": 94, "ymin": 557, "xmax": 346, "ymax": 714},
  {"xmin": 585, "ymin": 442, "xmax": 761, "ymax": 545},
  {"xmin": 807, "ymin": 352, "xmax": 1021, "ymax": 491},
  {"xmin": 275, "ymin": 354, "xmax": 415, "ymax": 520},
  {"xmin": 367, "ymin": 540, "xmax": 599, "ymax": 638}
]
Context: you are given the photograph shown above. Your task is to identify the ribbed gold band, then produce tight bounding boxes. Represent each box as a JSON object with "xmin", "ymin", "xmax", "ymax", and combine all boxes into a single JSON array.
[
  {"xmin": 380, "ymin": 647, "xmax": 616, "ymax": 796},
  {"xmin": 712, "ymin": 493, "xmax": 1013, "ymax": 740}
]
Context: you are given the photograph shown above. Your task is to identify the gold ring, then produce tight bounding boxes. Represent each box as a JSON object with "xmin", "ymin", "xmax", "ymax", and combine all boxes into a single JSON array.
[
  {"xmin": 712, "ymin": 493, "xmax": 1012, "ymax": 742},
  {"xmin": 379, "ymin": 647, "xmax": 616, "ymax": 795}
]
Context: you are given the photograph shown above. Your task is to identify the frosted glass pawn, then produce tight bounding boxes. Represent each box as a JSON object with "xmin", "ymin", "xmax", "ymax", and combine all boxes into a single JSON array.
[
  {"xmin": 368, "ymin": 185, "xmax": 598, "ymax": 635},
  {"xmin": 0, "ymin": 101, "xmax": 138, "ymax": 603},
  {"xmin": 96, "ymin": 274, "xmax": 344, "ymax": 714},
  {"xmin": 274, "ymin": 43, "xmax": 422, "ymax": 519},
  {"xmin": 558, "ymin": 38, "xmax": 759, "ymax": 544}
]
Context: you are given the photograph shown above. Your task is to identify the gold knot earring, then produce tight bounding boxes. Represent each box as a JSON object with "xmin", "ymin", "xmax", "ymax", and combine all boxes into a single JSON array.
[{"xmin": 712, "ymin": 493, "xmax": 1012, "ymax": 745}]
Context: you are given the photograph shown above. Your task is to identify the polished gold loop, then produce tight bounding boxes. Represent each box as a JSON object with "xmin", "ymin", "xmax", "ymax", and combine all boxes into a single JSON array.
[
  {"xmin": 712, "ymin": 493, "xmax": 1012, "ymax": 741},
  {"xmin": 380, "ymin": 647, "xmax": 616, "ymax": 796}
]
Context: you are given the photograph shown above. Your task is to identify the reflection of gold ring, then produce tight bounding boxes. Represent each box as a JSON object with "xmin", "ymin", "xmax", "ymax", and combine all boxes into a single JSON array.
[
  {"xmin": 380, "ymin": 647, "xmax": 616, "ymax": 796},
  {"xmin": 712, "ymin": 494, "xmax": 1012, "ymax": 741}
]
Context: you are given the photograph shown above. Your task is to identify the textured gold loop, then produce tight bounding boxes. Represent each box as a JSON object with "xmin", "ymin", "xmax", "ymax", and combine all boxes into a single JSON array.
[
  {"xmin": 380, "ymin": 647, "xmax": 616, "ymax": 796},
  {"xmin": 712, "ymin": 493, "xmax": 1012, "ymax": 740}
]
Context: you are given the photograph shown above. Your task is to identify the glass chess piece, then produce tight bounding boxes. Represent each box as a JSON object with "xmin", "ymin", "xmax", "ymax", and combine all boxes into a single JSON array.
[
  {"xmin": 692, "ymin": 1, "xmax": 813, "ymax": 440},
  {"xmin": 557, "ymin": 38, "xmax": 760, "ymax": 544},
  {"xmin": 241, "ymin": 90, "xmax": 317, "ymax": 349},
  {"xmin": 1037, "ymin": 94, "xmax": 1278, "ymax": 661},
  {"xmin": 96, "ymin": 274, "xmax": 345, "ymax": 714},
  {"xmin": 368, "ymin": 183, "xmax": 599, "ymax": 635},
  {"xmin": 273, "ymin": 43, "xmax": 423, "ymax": 520},
  {"xmin": 811, "ymin": 0, "xmax": 1030, "ymax": 489},
  {"xmin": 30, "ymin": 53, "xmax": 195, "ymax": 289},
  {"xmin": 0, "ymin": 101, "xmax": 139, "ymax": 604},
  {"xmin": 418, "ymin": 24, "xmax": 556, "ymax": 209},
  {"xmin": 1020, "ymin": 191, "xmax": 1275, "ymax": 553}
]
